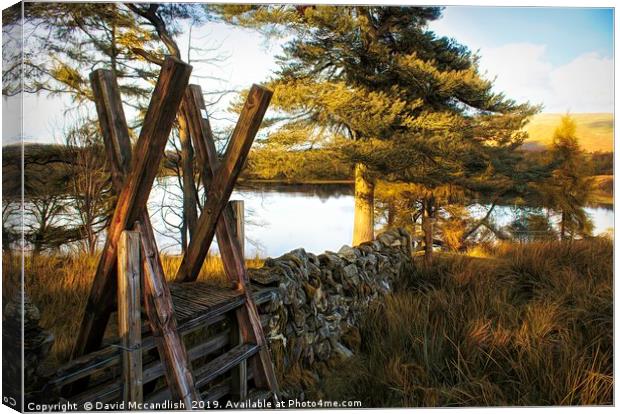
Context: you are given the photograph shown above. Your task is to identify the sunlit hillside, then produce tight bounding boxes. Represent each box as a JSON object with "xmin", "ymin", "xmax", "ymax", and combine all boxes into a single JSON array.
[{"xmin": 524, "ymin": 113, "xmax": 613, "ymax": 152}]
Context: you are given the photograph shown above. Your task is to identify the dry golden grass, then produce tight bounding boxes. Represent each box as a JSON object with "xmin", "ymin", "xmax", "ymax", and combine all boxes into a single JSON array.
[
  {"xmin": 3, "ymin": 238, "xmax": 612, "ymax": 406},
  {"xmin": 1, "ymin": 250, "xmax": 263, "ymax": 366},
  {"xmin": 317, "ymin": 238, "xmax": 613, "ymax": 407}
]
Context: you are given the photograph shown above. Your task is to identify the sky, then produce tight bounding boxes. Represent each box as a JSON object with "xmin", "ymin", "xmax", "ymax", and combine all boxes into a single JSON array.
[
  {"xmin": 3, "ymin": 5, "xmax": 615, "ymax": 144},
  {"xmin": 428, "ymin": 6, "xmax": 614, "ymax": 113}
]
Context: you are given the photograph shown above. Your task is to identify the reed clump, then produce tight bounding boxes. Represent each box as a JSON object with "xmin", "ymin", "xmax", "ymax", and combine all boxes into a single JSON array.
[{"xmin": 317, "ymin": 237, "xmax": 613, "ymax": 407}]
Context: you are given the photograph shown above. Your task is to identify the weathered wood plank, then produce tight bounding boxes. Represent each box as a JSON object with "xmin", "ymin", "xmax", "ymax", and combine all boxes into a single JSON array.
[
  {"xmin": 73, "ymin": 56, "xmax": 193, "ymax": 360},
  {"xmin": 181, "ymin": 85, "xmax": 217, "ymax": 188},
  {"xmin": 89, "ymin": 69, "xmax": 132, "ymax": 189},
  {"xmin": 142, "ymin": 330, "xmax": 229, "ymax": 385},
  {"xmin": 175, "ymin": 84, "xmax": 272, "ymax": 283},
  {"xmin": 193, "ymin": 344, "xmax": 259, "ymax": 390},
  {"xmin": 176, "ymin": 296, "xmax": 245, "ymax": 334},
  {"xmin": 136, "ymin": 220, "xmax": 201, "ymax": 406},
  {"xmin": 68, "ymin": 329, "xmax": 232, "ymax": 406},
  {"xmin": 117, "ymin": 230, "xmax": 143, "ymax": 404},
  {"xmin": 177, "ymin": 105, "xmax": 199, "ymax": 246},
  {"xmin": 230, "ymin": 201, "xmax": 245, "ymax": 260},
  {"xmin": 229, "ymin": 201, "xmax": 248, "ymax": 400}
]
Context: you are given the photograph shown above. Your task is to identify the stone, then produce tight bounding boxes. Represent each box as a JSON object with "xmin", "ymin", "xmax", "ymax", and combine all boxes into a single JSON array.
[
  {"xmin": 319, "ymin": 252, "xmax": 344, "ymax": 269},
  {"xmin": 341, "ymin": 263, "xmax": 359, "ymax": 280},
  {"xmin": 338, "ymin": 245, "xmax": 359, "ymax": 261}
]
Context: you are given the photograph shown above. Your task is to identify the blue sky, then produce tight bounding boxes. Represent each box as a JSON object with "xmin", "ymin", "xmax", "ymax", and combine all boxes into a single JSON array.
[
  {"xmin": 430, "ymin": 7, "xmax": 613, "ymax": 66},
  {"xmin": 5, "ymin": 5, "xmax": 615, "ymax": 143},
  {"xmin": 429, "ymin": 6, "xmax": 614, "ymax": 113}
]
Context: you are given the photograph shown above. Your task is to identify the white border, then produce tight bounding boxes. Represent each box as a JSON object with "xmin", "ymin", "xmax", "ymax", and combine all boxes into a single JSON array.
[{"xmin": 0, "ymin": 1, "xmax": 615, "ymax": 414}]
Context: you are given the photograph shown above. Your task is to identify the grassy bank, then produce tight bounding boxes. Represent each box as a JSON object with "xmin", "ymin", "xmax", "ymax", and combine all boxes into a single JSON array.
[
  {"xmin": 591, "ymin": 174, "xmax": 614, "ymax": 205},
  {"xmin": 311, "ymin": 238, "xmax": 613, "ymax": 407},
  {"xmin": 2, "ymin": 237, "xmax": 613, "ymax": 406}
]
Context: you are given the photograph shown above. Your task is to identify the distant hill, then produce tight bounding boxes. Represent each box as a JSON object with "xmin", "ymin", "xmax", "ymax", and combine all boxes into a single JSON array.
[{"xmin": 523, "ymin": 113, "xmax": 613, "ymax": 153}]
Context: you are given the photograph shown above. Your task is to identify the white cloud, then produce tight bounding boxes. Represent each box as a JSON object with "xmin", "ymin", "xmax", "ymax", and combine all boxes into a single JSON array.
[
  {"xmin": 548, "ymin": 52, "xmax": 614, "ymax": 113},
  {"xmin": 477, "ymin": 44, "xmax": 613, "ymax": 113}
]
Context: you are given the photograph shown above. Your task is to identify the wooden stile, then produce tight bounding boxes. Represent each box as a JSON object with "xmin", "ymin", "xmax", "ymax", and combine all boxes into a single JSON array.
[
  {"xmin": 73, "ymin": 57, "xmax": 192, "ymax": 361},
  {"xmin": 72, "ymin": 62, "xmax": 277, "ymax": 404},
  {"xmin": 117, "ymin": 230, "xmax": 143, "ymax": 404},
  {"xmin": 77, "ymin": 63, "xmax": 200, "ymax": 406}
]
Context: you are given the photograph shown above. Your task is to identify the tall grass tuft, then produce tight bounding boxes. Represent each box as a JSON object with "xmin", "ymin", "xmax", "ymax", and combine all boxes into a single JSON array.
[{"xmin": 318, "ymin": 238, "xmax": 613, "ymax": 407}]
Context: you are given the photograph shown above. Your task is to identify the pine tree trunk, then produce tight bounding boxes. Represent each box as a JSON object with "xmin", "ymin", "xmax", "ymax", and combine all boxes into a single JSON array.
[
  {"xmin": 87, "ymin": 231, "xmax": 97, "ymax": 256},
  {"xmin": 422, "ymin": 195, "xmax": 435, "ymax": 266},
  {"xmin": 352, "ymin": 163, "xmax": 375, "ymax": 245},
  {"xmin": 178, "ymin": 110, "xmax": 198, "ymax": 249},
  {"xmin": 387, "ymin": 201, "xmax": 396, "ymax": 228},
  {"xmin": 560, "ymin": 210, "xmax": 566, "ymax": 240}
]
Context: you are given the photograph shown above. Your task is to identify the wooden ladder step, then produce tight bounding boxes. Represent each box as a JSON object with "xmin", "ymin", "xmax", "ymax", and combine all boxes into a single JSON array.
[
  {"xmin": 145, "ymin": 344, "xmax": 260, "ymax": 403},
  {"xmin": 68, "ymin": 330, "xmax": 232, "ymax": 405},
  {"xmin": 202, "ymin": 380, "xmax": 230, "ymax": 402},
  {"xmin": 194, "ymin": 344, "xmax": 260, "ymax": 389}
]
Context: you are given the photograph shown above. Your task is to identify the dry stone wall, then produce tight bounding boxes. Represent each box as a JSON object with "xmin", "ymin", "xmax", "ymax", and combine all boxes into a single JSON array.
[{"xmin": 249, "ymin": 228, "xmax": 414, "ymax": 372}]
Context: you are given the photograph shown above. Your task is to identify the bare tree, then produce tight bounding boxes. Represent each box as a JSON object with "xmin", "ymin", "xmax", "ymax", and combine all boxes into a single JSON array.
[{"xmin": 65, "ymin": 119, "xmax": 114, "ymax": 254}]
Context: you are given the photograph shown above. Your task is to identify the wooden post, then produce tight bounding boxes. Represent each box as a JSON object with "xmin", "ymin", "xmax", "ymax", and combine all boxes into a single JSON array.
[
  {"xmin": 175, "ymin": 84, "xmax": 272, "ymax": 283},
  {"xmin": 73, "ymin": 57, "xmax": 192, "ymax": 361},
  {"xmin": 229, "ymin": 201, "xmax": 248, "ymax": 401},
  {"xmin": 178, "ymin": 106, "xmax": 199, "ymax": 248},
  {"xmin": 181, "ymin": 85, "xmax": 279, "ymax": 397},
  {"xmin": 78, "ymin": 65, "xmax": 200, "ymax": 406},
  {"xmin": 90, "ymin": 70, "xmax": 132, "ymax": 190},
  {"xmin": 230, "ymin": 201, "xmax": 245, "ymax": 259},
  {"xmin": 135, "ymin": 221, "xmax": 201, "ymax": 406},
  {"xmin": 117, "ymin": 231, "xmax": 143, "ymax": 404}
]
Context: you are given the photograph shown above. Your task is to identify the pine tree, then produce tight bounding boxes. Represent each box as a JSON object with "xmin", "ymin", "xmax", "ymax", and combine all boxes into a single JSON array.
[
  {"xmin": 218, "ymin": 5, "xmax": 537, "ymax": 246},
  {"xmin": 536, "ymin": 115, "xmax": 594, "ymax": 239},
  {"xmin": 4, "ymin": 3, "xmax": 160, "ymax": 107}
]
